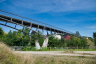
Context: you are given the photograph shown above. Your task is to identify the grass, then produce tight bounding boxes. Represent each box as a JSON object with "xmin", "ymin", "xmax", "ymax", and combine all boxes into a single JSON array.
[
  {"xmin": 33, "ymin": 55, "xmax": 96, "ymax": 64},
  {"xmin": 55, "ymin": 49, "xmax": 96, "ymax": 51},
  {"xmin": 0, "ymin": 42, "xmax": 34, "ymax": 64},
  {"xmin": 0, "ymin": 42, "xmax": 96, "ymax": 64},
  {"xmin": 73, "ymin": 49, "xmax": 96, "ymax": 51}
]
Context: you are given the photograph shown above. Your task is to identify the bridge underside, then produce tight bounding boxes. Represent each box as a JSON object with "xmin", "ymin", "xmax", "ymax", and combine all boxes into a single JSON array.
[{"xmin": 0, "ymin": 14, "xmax": 75, "ymax": 36}]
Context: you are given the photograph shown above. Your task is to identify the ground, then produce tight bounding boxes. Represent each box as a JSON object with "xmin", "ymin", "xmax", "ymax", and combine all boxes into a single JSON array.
[
  {"xmin": 14, "ymin": 51, "xmax": 96, "ymax": 57},
  {"xmin": 14, "ymin": 51, "xmax": 96, "ymax": 64}
]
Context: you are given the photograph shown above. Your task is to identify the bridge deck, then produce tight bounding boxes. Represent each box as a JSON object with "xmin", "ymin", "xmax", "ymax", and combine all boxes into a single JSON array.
[{"xmin": 0, "ymin": 14, "xmax": 75, "ymax": 35}]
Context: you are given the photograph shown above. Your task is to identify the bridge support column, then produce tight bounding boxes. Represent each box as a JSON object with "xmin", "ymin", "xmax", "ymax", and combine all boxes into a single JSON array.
[
  {"xmin": 42, "ymin": 37, "xmax": 49, "ymax": 47},
  {"xmin": 28, "ymin": 23, "xmax": 32, "ymax": 46},
  {"xmin": 50, "ymin": 29, "xmax": 52, "ymax": 35},
  {"xmin": 36, "ymin": 25, "xmax": 39, "ymax": 32},
  {"xmin": 42, "ymin": 26, "xmax": 45, "ymax": 35},
  {"xmin": 35, "ymin": 39, "xmax": 40, "ymax": 49}
]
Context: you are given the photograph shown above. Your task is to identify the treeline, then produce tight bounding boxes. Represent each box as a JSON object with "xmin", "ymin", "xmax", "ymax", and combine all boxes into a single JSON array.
[
  {"xmin": 0, "ymin": 27, "xmax": 93, "ymax": 47},
  {"xmin": 48, "ymin": 35, "xmax": 87, "ymax": 47},
  {"xmin": 0, "ymin": 27, "xmax": 44, "ymax": 46}
]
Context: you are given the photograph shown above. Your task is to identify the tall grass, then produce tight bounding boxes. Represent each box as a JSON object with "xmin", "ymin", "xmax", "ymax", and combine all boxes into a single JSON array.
[{"xmin": 0, "ymin": 42, "xmax": 34, "ymax": 64}]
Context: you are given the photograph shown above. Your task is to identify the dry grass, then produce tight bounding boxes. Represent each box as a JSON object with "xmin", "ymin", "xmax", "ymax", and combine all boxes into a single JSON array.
[
  {"xmin": 0, "ymin": 42, "xmax": 35, "ymax": 64},
  {"xmin": 0, "ymin": 42, "xmax": 96, "ymax": 64},
  {"xmin": 32, "ymin": 55, "xmax": 96, "ymax": 64}
]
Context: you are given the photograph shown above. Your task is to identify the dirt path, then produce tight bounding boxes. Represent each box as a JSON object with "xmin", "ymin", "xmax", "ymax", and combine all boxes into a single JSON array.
[{"xmin": 14, "ymin": 51, "xmax": 96, "ymax": 57}]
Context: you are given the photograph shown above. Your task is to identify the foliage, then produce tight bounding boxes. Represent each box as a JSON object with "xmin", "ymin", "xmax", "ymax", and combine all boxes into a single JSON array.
[
  {"xmin": 1, "ymin": 28, "xmax": 30, "ymax": 46},
  {"xmin": 0, "ymin": 27, "xmax": 4, "ymax": 41},
  {"xmin": 76, "ymin": 31, "xmax": 81, "ymax": 37},
  {"xmin": 93, "ymin": 32, "xmax": 96, "ymax": 38},
  {"xmin": 48, "ymin": 36, "xmax": 59, "ymax": 47},
  {"xmin": 93, "ymin": 32, "xmax": 96, "ymax": 45},
  {"xmin": 94, "ymin": 37, "xmax": 96, "ymax": 45},
  {"xmin": 88, "ymin": 37, "xmax": 94, "ymax": 42},
  {"xmin": 22, "ymin": 47, "xmax": 49, "ymax": 51},
  {"xmin": 22, "ymin": 47, "xmax": 37, "ymax": 51},
  {"xmin": 0, "ymin": 27, "xmax": 89, "ymax": 48}
]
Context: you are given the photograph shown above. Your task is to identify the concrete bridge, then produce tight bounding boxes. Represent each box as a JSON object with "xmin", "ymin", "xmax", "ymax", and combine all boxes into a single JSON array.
[{"xmin": 0, "ymin": 10, "xmax": 81, "ymax": 49}]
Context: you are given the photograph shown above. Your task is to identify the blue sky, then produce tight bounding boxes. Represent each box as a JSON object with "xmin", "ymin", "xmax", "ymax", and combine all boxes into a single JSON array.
[{"xmin": 0, "ymin": 0, "xmax": 96, "ymax": 37}]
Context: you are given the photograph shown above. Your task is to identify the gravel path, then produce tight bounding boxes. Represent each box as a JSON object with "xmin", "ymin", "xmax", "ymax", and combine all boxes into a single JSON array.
[{"xmin": 14, "ymin": 51, "xmax": 96, "ymax": 57}]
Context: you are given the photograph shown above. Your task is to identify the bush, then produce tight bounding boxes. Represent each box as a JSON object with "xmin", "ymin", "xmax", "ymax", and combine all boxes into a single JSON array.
[
  {"xmin": 22, "ymin": 47, "xmax": 30, "ymax": 51},
  {"xmin": 22, "ymin": 47, "xmax": 50, "ymax": 51},
  {"xmin": 41, "ymin": 47, "xmax": 48, "ymax": 51},
  {"xmin": 22, "ymin": 47, "xmax": 37, "ymax": 51}
]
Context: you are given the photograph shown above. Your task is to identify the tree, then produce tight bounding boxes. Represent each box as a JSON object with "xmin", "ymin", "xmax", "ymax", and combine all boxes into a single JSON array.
[
  {"xmin": 88, "ymin": 37, "xmax": 94, "ymax": 42},
  {"xmin": 93, "ymin": 32, "xmax": 96, "ymax": 45},
  {"xmin": 80, "ymin": 39, "xmax": 87, "ymax": 47},
  {"xmin": 0, "ymin": 27, "xmax": 4, "ymax": 38},
  {"xmin": 48, "ymin": 36, "xmax": 59, "ymax": 47},
  {"xmin": 6, "ymin": 30, "xmax": 14, "ymax": 45},
  {"xmin": 21, "ymin": 28, "xmax": 30, "ymax": 46},
  {"xmin": 76, "ymin": 31, "xmax": 81, "ymax": 37},
  {"xmin": 93, "ymin": 32, "xmax": 96, "ymax": 38}
]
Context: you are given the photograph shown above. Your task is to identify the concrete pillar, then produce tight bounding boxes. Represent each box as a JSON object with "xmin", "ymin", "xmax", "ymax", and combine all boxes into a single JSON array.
[
  {"xmin": 35, "ymin": 39, "xmax": 40, "ymax": 49},
  {"xmin": 22, "ymin": 21, "xmax": 23, "ymax": 25},
  {"xmin": 50, "ymin": 29, "xmax": 52, "ymax": 35},
  {"xmin": 42, "ymin": 37, "xmax": 49, "ymax": 47},
  {"xmin": 36, "ymin": 25, "xmax": 39, "ymax": 32},
  {"xmin": 42, "ymin": 26, "xmax": 45, "ymax": 35}
]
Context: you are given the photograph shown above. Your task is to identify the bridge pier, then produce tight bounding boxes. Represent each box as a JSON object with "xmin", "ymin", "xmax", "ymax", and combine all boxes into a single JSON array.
[
  {"xmin": 35, "ymin": 39, "xmax": 40, "ymax": 49},
  {"xmin": 42, "ymin": 37, "xmax": 49, "ymax": 47}
]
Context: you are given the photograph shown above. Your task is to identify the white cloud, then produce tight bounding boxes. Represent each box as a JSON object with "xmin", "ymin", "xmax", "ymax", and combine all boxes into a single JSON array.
[
  {"xmin": 10, "ymin": 0, "xmax": 96, "ymax": 13},
  {"xmin": 86, "ymin": 23, "xmax": 96, "ymax": 32},
  {"xmin": 87, "ymin": 26, "xmax": 96, "ymax": 29},
  {"xmin": 0, "ymin": 0, "xmax": 5, "ymax": 2}
]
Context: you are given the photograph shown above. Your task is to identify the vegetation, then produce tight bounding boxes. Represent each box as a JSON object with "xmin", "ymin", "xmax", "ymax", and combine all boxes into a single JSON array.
[
  {"xmin": 0, "ymin": 42, "xmax": 34, "ymax": 64},
  {"xmin": 0, "ymin": 41, "xmax": 96, "ymax": 64},
  {"xmin": 88, "ymin": 37, "xmax": 94, "ymax": 42},
  {"xmin": 22, "ymin": 47, "xmax": 49, "ymax": 51},
  {"xmin": 93, "ymin": 32, "xmax": 96, "ymax": 45},
  {"xmin": 0, "ymin": 27, "xmax": 95, "ymax": 51}
]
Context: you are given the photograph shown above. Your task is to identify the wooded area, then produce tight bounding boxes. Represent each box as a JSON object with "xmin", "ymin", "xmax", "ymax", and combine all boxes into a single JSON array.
[{"xmin": 0, "ymin": 27, "xmax": 95, "ymax": 48}]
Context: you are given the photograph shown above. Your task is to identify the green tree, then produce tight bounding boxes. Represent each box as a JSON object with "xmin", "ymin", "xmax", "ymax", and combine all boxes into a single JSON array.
[
  {"xmin": 88, "ymin": 37, "xmax": 94, "ymax": 42},
  {"xmin": 76, "ymin": 31, "xmax": 81, "ymax": 37},
  {"xmin": 6, "ymin": 30, "xmax": 14, "ymax": 45},
  {"xmin": 80, "ymin": 39, "xmax": 87, "ymax": 47},
  {"xmin": 48, "ymin": 36, "xmax": 59, "ymax": 47},
  {"xmin": 0, "ymin": 27, "xmax": 4, "ymax": 40},
  {"xmin": 93, "ymin": 32, "xmax": 96, "ymax": 45}
]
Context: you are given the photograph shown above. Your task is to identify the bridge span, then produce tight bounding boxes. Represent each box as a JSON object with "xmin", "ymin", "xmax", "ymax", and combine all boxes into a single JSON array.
[
  {"xmin": 0, "ymin": 10, "xmax": 81, "ymax": 49},
  {"xmin": 0, "ymin": 14, "xmax": 75, "ymax": 36}
]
